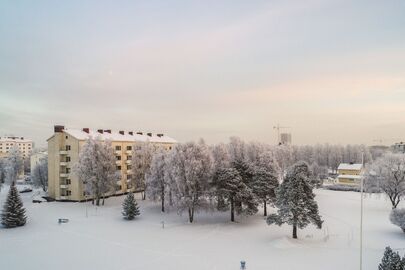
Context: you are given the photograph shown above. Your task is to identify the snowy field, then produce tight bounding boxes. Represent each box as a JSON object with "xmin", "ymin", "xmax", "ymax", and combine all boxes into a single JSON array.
[{"xmin": 0, "ymin": 187, "xmax": 404, "ymax": 270}]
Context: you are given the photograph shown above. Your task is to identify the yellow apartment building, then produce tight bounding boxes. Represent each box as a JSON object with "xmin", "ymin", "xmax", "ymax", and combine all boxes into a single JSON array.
[
  {"xmin": 336, "ymin": 163, "xmax": 363, "ymax": 186},
  {"xmin": 47, "ymin": 125, "xmax": 176, "ymax": 201}
]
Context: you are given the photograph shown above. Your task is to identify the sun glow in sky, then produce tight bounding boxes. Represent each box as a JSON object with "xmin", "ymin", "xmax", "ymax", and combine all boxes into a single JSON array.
[{"xmin": 1, "ymin": 0, "xmax": 405, "ymax": 146}]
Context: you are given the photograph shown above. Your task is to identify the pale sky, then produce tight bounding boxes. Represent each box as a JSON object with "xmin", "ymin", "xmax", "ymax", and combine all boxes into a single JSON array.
[{"xmin": 1, "ymin": 0, "xmax": 405, "ymax": 147}]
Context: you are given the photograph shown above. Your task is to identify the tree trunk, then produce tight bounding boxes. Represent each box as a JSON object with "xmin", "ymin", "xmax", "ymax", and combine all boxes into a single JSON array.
[
  {"xmin": 102, "ymin": 195, "xmax": 105, "ymax": 206},
  {"xmin": 188, "ymin": 207, "xmax": 194, "ymax": 223},
  {"xmin": 292, "ymin": 224, "xmax": 298, "ymax": 239},
  {"xmin": 263, "ymin": 200, "xmax": 267, "ymax": 216},
  {"xmin": 231, "ymin": 197, "xmax": 235, "ymax": 222},
  {"xmin": 142, "ymin": 191, "xmax": 146, "ymax": 200},
  {"xmin": 161, "ymin": 195, "xmax": 165, "ymax": 213},
  {"xmin": 96, "ymin": 196, "xmax": 100, "ymax": 206},
  {"xmin": 169, "ymin": 191, "xmax": 173, "ymax": 206}
]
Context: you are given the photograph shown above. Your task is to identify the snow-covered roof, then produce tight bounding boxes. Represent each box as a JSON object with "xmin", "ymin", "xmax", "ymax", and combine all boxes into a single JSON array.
[
  {"xmin": 0, "ymin": 136, "xmax": 33, "ymax": 143},
  {"xmin": 63, "ymin": 128, "xmax": 177, "ymax": 144},
  {"xmin": 337, "ymin": 175, "xmax": 363, "ymax": 179},
  {"xmin": 337, "ymin": 163, "xmax": 363, "ymax": 171}
]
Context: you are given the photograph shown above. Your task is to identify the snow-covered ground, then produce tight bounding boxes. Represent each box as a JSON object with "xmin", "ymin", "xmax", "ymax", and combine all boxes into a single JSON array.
[{"xmin": 0, "ymin": 187, "xmax": 403, "ymax": 270}]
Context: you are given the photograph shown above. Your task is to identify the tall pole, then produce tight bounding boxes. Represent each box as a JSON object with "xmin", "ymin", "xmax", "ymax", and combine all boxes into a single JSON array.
[{"xmin": 360, "ymin": 152, "xmax": 364, "ymax": 270}]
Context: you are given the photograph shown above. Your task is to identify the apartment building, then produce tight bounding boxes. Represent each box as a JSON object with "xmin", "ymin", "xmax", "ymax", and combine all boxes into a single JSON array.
[
  {"xmin": 47, "ymin": 125, "xmax": 176, "ymax": 201},
  {"xmin": 0, "ymin": 136, "xmax": 33, "ymax": 159},
  {"xmin": 336, "ymin": 163, "xmax": 364, "ymax": 186}
]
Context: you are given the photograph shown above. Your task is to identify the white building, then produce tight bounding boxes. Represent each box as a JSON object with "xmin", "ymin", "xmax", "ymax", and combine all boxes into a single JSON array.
[
  {"xmin": 336, "ymin": 163, "xmax": 364, "ymax": 186},
  {"xmin": 30, "ymin": 151, "xmax": 47, "ymax": 172},
  {"xmin": 0, "ymin": 136, "xmax": 33, "ymax": 159}
]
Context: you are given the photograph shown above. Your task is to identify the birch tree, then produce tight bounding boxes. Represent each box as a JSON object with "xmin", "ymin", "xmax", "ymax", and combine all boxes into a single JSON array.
[{"xmin": 131, "ymin": 142, "xmax": 154, "ymax": 200}]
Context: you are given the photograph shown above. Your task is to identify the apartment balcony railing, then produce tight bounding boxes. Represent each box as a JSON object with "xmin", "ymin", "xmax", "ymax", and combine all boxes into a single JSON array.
[
  {"xmin": 125, "ymin": 150, "xmax": 132, "ymax": 155},
  {"xmin": 60, "ymin": 173, "xmax": 69, "ymax": 178},
  {"xmin": 60, "ymin": 162, "xmax": 68, "ymax": 166},
  {"xmin": 125, "ymin": 160, "xmax": 131, "ymax": 164},
  {"xmin": 59, "ymin": 150, "xmax": 68, "ymax": 155}
]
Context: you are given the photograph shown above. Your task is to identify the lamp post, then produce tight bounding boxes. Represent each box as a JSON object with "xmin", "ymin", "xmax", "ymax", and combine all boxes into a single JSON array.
[{"xmin": 360, "ymin": 152, "xmax": 364, "ymax": 270}]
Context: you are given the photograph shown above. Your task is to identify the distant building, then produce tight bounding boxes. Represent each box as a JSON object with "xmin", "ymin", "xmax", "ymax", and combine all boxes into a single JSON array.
[
  {"xmin": 47, "ymin": 125, "xmax": 177, "ymax": 201},
  {"xmin": 30, "ymin": 151, "xmax": 47, "ymax": 172},
  {"xmin": 280, "ymin": 133, "xmax": 292, "ymax": 145},
  {"xmin": 0, "ymin": 135, "xmax": 33, "ymax": 159},
  {"xmin": 392, "ymin": 142, "xmax": 405, "ymax": 153},
  {"xmin": 336, "ymin": 163, "xmax": 364, "ymax": 186}
]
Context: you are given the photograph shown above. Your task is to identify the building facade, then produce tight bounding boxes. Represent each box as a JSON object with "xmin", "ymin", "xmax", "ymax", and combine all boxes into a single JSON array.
[
  {"xmin": 280, "ymin": 133, "xmax": 292, "ymax": 145},
  {"xmin": 47, "ymin": 125, "xmax": 176, "ymax": 201},
  {"xmin": 336, "ymin": 163, "xmax": 363, "ymax": 186},
  {"xmin": 0, "ymin": 136, "xmax": 33, "ymax": 159}
]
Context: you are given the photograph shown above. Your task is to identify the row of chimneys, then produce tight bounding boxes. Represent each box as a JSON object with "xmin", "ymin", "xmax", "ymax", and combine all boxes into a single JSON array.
[{"xmin": 54, "ymin": 125, "xmax": 164, "ymax": 137}]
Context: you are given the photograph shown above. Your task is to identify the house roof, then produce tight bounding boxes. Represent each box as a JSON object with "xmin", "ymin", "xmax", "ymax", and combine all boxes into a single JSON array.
[
  {"xmin": 63, "ymin": 128, "xmax": 177, "ymax": 144},
  {"xmin": 338, "ymin": 163, "xmax": 363, "ymax": 171}
]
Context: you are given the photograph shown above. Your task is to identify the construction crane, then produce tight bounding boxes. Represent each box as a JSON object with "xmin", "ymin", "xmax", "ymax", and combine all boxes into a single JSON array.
[{"xmin": 273, "ymin": 124, "xmax": 290, "ymax": 145}]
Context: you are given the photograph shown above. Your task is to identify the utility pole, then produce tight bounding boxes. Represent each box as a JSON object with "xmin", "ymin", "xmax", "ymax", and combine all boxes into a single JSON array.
[{"xmin": 360, "ymin": 152, "xmax": 364, "ymax": 270}]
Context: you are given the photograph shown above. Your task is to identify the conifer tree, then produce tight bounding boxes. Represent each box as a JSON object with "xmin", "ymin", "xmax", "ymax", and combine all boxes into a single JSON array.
[
  {"xmin": 1, "ymin": 182, "xmax": 27, "ymax": 228},
  {"xmin": 251, "ymin": 166, "xmax": 279, "ymax": 216},
  {"xmin": 122, "ymin": 192, "xmax": 140, "ymax": 220},
  {"xmin": 267, "ymin": 161, "xmax": 323, "ymax": 239},
  {"xmin": 379, "ymin": 246, "xmax": 405, "ymax": 270}
]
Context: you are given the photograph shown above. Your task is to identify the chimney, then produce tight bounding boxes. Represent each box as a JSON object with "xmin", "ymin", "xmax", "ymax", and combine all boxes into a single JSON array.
[
  {"xmin": 119, "ymin": 130, "xmax": 124, "ymax": 135},
  {"xmin": 54, "ymin": 125, "xmax": 65, "ymax": 133},
  {"xmin": 136, "ymin": 132, "xmax": 143, "ymax": 135},
  {"xmin": 104, "ymin": 129, "xmax": 111, "ymax": 134},
  {"xmin": 97, "ymin": 129, "xmax": 104, "ymax": 134},
  {"xmin": 157, "ymin": 133, "xmax": 163, "ymax": 137},
  {"xmin": 129, "ymin": 131, "xmax": 134, "ymax": 136},
  {"xmin": 147, "ymin": 132, "xmax": 152, "ymax": 137},
  {"xmin": 82, "ymin": 128, "xmax": 90, "ymax": 133}
]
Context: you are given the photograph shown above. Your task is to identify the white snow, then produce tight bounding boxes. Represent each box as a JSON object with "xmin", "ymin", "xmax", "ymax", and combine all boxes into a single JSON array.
[
  {"xmin": 338, "ymin": 163, "xmax": 363, "ymax": 171},
  {"xmin": 0, "ymin": 187, "xmax": 404, "ymax": 270},
  {"xmin": 63, "ymin": 128, "xmax": 177, "ymax": 144}
]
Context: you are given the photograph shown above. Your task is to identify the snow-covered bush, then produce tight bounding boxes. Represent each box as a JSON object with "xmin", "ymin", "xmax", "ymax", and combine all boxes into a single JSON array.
[
  {"xmin": 390, "ymin": 209, "xmax": 405, "ymax": 233},
  {"xmin": 31, "ymin": 157, "xmax": 48, "ymax": 192}
]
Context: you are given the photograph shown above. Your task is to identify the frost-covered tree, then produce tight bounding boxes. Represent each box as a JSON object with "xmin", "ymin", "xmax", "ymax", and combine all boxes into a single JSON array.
[
  {"xmin": 251, "ymin": 165, "xmax": 278, "ymax": 216},
  {"xmin": 122, "ymin": 192, "xmax": 140, "ymax": 220},
  {"xmin": 212, "ymin": 167, "xmax": 257, "ymax": 221},
  {"xmin": 309, "ymin": 162, "xmax": 328, "ymax": 188},
  {"xmin": 390, "ymin": 208, "xmax": 405, "ymax": 233},
  {"xmin": 166, "ymin": 141, "xmax": 214, "ymax": 223},
  {"xmin": 1, "ymin": 182, "xmax": 27, "ymax": 228},
  {"xmin": 5, "ymin": 146, "xmax": 24, "ymax": 183},
  {"xmin": 379, "ymin": 246, "xmax": 405, "ymax": 270},
  {"xmin": 267, "ymin": 161, "xmax": 323, "ymax": 239},
  {"xmin": 31, "ymin": 157, "xmax": 48, "ymax": 192},
  {"xmin": 0, "ymin": 158, "xmax": 6, "ymax": 190},
  {"xmin": 365, "ymin": 153, "xmax": 405, "ymax": 209},
  {"xmin": 146, "ymin": 149, "xmax": 168, "ymax": 212},
  {"xmin": 131, "ymin": 142, "xmax": 155, "ymax": 200},
  {"xmin": 73, "ymin": 138, "xmax": 120, "ymax": 206}
]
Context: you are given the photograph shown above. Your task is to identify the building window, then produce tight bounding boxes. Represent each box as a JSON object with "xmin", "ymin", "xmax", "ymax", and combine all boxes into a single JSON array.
[
  {"xmin": 116, "ymin": 165, "xmax": 121, "ymax": 170},
  {"xmin": 66, "ymin": 156, "xmax": 71, "ymax": 162},
  {"xmin": 127, "ymin": 165, "xmax": 132, "ymax": 170},
  {"xmin": 66, "ymin": 179, "xmax": 71, "ymax": 185},
  {"xmin": 127, "ymin": 155, "xmax": 132, "ymax": 160},
  {"xmin": 126, "ymin": 146, "xmax": 132, "ymax": 151},
  {"xmin": 66, "ymin": 145, "xmax": 71, "ymax": 151},
  {"xmin": 116, "ymin": 156, "xmax": 121, "ymax": 160},
  {"xmin": 66, "ymin": 136, "xmax": 68, "ymax": 139},
  {"xmin": 66, "ymin": 168, "xmax": 71, "ymax": 174},
  {"xmin": 66, "ymin": 190, "xmax": 72, "ymax": 196},
  {"xmin": 127, "ymin": 174, "xmax": 132, "ymax": 180},
  {"xmin": 115, "ymin": 146, "xmax": 121, "ymax": 150}
]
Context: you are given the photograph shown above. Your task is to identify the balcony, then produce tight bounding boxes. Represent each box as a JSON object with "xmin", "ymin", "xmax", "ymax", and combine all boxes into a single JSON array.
[
  {"xmin": 125, "ymin": 160, "xmax": 131, "ymax": 165},
  {"xmin": 115, "ymin": 150, "xmax": 122, "ymax": 155},
  {"xmin": 60, "ymin": 184, "xmax": 68, "ymax": 188},
  {"xmin": 59, "ymin": 150, "xmax": 68, "ymax": 155},
  {"xmin": 60, "ymin": 162, "xmax": 68, "ymax": 166},
  {"xmin": 115, "ymin": 160, "xmax": 121, "ymax": 165},
  {"xmin": 60, "ymin": 173, "xmax": 69, "ymax": 178},
  {"xmin": 127, "ymin": 169, "xmax": 132, "ymax": 174},
  {"xmin": 125, "ymin": 150, "xmax": 132, "ymax": 155}
]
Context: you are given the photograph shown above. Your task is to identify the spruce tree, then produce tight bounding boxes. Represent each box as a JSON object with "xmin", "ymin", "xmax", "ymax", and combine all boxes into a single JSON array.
[
  {"xmin": 1, "ymin": 182, "xmax": 27, "ymax": 228},
  {"xmin": 122, "ymin": 192, "xmax": 140, "ymax": 220},
  {"xmin": 213, "ymin": 167, "xmax": 257, "ymax": 222},
  {"xmin": 266, "ymin": 161, "xmax": 323, "ymax": 239},
  {"xmin": 379, "ymin": 246, "xmax": 405, "ymax": 270},
  {"xmin": 251, "ymin": 166, "xmax": 279, "ymax": 216}
]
